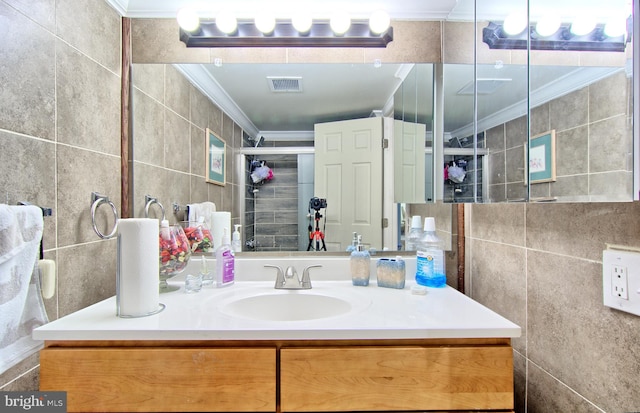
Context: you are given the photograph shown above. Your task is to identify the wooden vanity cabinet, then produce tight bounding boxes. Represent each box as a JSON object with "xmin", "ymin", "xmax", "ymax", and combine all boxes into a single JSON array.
[
  {"xmin": 280, "ymin": 342, "xmax": 514, "ymax": 412},
  {"xmin": 39, "ymin": 338, "xmax": 514, "ymax": 413},
  {"xmin": 39, "ymin": 344, "xmax": 276, "ymax": 412}
]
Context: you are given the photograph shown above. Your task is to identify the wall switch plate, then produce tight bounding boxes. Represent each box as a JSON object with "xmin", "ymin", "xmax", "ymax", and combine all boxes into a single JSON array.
[{"xmin": 603, "ymin": 249, "xmax": 640, "ymax": 316}]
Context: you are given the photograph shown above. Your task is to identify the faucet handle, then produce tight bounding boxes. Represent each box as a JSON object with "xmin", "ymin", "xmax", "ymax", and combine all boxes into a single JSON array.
[
  {"xmin": 264, "ymin": 265, "xmax": 285, "ymax": 288},
  {"xmin": 301, "ymin": 265, "xmax": 322, "ymax": 288}
]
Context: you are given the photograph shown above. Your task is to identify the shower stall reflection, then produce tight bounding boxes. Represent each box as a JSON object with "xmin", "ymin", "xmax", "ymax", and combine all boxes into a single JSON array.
[{"xmin": 244, "ymin": 153, "xmax": 313, "ymax": 252}]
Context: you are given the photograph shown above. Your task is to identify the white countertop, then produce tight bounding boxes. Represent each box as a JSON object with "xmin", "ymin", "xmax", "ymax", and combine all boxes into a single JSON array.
[{"xmin": 34, "ymin": 260, "xmax": 521, "ymax": 341}]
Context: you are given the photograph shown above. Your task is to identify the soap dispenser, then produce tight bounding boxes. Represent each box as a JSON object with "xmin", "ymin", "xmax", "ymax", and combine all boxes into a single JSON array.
[
  {"xmin": 350, "ymin": 235, "xmax": 370, "ymax": 286},
  {"xmin": 231, "ymin": 224, "xmax": 242, "ymax": 253},
  {"xmin": 215, "ymin": 228, "xmax": 235, "ymax": 287}
]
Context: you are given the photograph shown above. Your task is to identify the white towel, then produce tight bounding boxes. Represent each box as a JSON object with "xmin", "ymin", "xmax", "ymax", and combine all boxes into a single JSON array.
[
  {"xmin": 0, "ymin": 204, "xmax": 48, "ymax": 374},
  {"xmin": 187, "ymin": 201, "xmax": 216, "ymax": 230}
]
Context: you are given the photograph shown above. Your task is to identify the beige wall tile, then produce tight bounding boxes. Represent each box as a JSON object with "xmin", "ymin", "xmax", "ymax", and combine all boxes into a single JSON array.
[
  {"xmin": 4, "ymin": 0, "xmax": 55, "ymax": 32},
  {"xmin": 526, "ymin": 203, "xmax": 640, "ymax": 260},
  {"xmin": 370, "ymin": 21, "xmax": 441, "ymax": 63},
  {"xmin": 55, "ymin": 0, "xmax": 120, "ymax": 74},
  {"xmin": 165, "ymin": 65, "xmax": 191, "ymax": 120},
  {"xmin": 589, "ymin": 115, "xmax": 631, "ymax": 173},
  {"xmin": 527, "ymin": 249, "xmax": 640, "ymax": 412},
  {"xmin": 0, "ymin": 353, "xmax": 39, "ymax": 389},
  {"xmin": 132, "ymin": 88, "xmax": 164, "ymax": 165},
  {"xmin": 513, "ymin": 351, "xmax": 526, "ymax": 413},
  {"xmin": 526, "ymin": 362, "xmax": 602, "ymax": 413},
  {"xmin": 164, "ymin": 109, "xmax": 191, "ymax": 174},
  {"xmin": 56, "ymin": 145, "xmax": 120, "ymax": 247},
  {"xmin": 131, "ymin": 19, "xmax": 209, "ymax": 64},
  {"xmin": 56, "ymin": 40, "xmax": 121, "ymax": 156},
  {"xmin": 190, "ymin": 85, "xmax": 211, "ymax": 130},
  {"xmin": 0, "ymin": 2, "xmax": 55, "ymax": 141},
  {"xmin": 0, "ymin": 130, "xmax": 56, "ymax": 248},
  {"xmin": 57, "ymin": 240, "xmax": 117, "ymax": 317},
  {"xmin": 211, "ymin": 47, "xmax": 288, "ymax": 64},
  {"xmin": 589, "ymin": 71, "xmax": 628, "ymax": 123},
  {"xmin": 556, "ymin": 126, "xmax": 589, "ymax": 176},
  {"xmin": 288, "ymin": 47, "xmax": 365, "ymax": 64},
  {"xmin": 132, "ymin": 64, "xmax": 165, "ymax": 103},
  {"xmin": 470, "ymin": 239, "xmax": 526, "ymax": 352},
  {"xmin": 589, "ymin": 171, "xmax": 634, "ymax": 201},
  {"xmin": 190, "ymin": 124, "xmax": 205, "ymax": 177},
  {"xmin": 549, "ymin": 87, "xmax": 589, "ymax": 133},
  {"xmin": 471, "ymin": 203, "xmax": 526, "ymax": 246}
]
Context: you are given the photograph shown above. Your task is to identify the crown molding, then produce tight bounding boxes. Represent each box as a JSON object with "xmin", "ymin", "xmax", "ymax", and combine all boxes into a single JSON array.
[
  {"xmin": 105, "ymin": 0, "xmax": 128, "ymax": 16},
  {"xmin": 173, "ymin": 64, "xmax": 260, "ymax": 138}
]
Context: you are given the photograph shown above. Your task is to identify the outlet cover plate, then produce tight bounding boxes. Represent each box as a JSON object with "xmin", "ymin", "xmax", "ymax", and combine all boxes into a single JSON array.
[{"xmin": 603, "ymin": 249, "xmax": 640, "ymax": 316}]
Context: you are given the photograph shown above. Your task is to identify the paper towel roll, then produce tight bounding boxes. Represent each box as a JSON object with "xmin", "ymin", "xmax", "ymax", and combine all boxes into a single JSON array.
[
  {"xmin": 117, "ymin": 218, "xmax": 160, "ymax": 317},
  {"xmin": 211, "ymin": 211, "xmax": 231, "ymax": 250}
]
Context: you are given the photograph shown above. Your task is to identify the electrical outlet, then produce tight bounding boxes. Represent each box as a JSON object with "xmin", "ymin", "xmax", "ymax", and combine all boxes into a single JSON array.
[
  {"xmin": 603, "ymin": 249, "xmax": 640, "ymax": 317},
  {"xmin": 611, "ymin": 265, "xmax": 629, "ymax": 299}
]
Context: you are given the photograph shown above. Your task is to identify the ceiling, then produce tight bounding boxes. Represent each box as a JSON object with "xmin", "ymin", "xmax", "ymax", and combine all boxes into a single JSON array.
[{"xmin": 118, "ymin": 0, "xmax": 631, "ymax": 139}]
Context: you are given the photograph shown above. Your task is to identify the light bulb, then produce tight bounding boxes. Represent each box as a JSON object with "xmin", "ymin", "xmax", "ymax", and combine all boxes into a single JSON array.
[
  {"xmin": 255, "ymin": 12, "xmax": 276, "ymax": 34},
  {"xmin": 177, "ymin": 8, "xmax": 200, "ymax": 32},
  {"xmin": 292, "ymin": 11, "xmax": 312, "ymax": 33},
  {"xmin": 216, "ymin": 10, "xmax": 237, "ymax": 34},
  {"xmin": 604, "ymin": 15, "xmax": 627, "ymax": 38},
  {"xmin": 570, "ymin": 15, "xmax": 596, "ymax": 36},
  {"xmin": 369, "ymin": 10, "xmax": 390, "ymax": 34},
  {"xmin": 503, "ymin": 12, "xmax": 527, "ymax": 35},
  {"xmin": 330, "ymin": 10, "xmax": 351, "ymax": 35},
  {"xmin": 535, "ymin": 14, "xmax": 561, "ymax": 37}
]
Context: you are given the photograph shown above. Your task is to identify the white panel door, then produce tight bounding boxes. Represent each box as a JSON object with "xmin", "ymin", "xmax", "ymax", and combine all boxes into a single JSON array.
[
  {"xmin": 314, "ymin": 117, "xmax": 383, "ymax": 251},
  {"xmin": 394, "ymin": 120, "xmax": 426, "ymax": 203}
]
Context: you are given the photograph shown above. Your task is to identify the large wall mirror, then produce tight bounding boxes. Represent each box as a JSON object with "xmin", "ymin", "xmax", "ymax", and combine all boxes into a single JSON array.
[
  {"xmin": 128, "ymin": 0, "xmax": 635, "ymax": 254},
  {"xmin": 442, "ymin": 0, "xmax": 634, "ymax": 203},
  {"xmin": 130, "ymin": 62, "xmax": 437, "ymax": 252}
]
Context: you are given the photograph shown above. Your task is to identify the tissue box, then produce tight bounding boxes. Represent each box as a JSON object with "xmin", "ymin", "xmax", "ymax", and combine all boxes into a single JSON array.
[{"xmin": 376, "ymin": 257, "xmax": 406, "ymax": 289}]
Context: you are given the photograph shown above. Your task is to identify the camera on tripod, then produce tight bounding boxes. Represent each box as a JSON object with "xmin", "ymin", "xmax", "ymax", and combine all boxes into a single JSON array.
[{"xmin": 309, "ymin": 197, "xmax": 327, "ymax": 211}]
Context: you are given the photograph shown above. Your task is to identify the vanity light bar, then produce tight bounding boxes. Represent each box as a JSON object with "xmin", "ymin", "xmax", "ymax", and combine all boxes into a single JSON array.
[
  {"xmin": 482, "ymin": 20, "xmax": 631, "ymax": 52},
  {"xmin": 180, "ymin": 21, "xmax": 394, "ymax": 48}
]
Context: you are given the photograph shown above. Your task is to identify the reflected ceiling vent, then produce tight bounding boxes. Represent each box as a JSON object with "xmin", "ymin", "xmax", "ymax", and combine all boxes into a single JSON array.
[
  {"xmin": 267, "ymin": 76, "xmax": 303, "ymax": 92},
  {"xmin": 457, "ymin": 78, "xmax": 512, "ymax": 95}
]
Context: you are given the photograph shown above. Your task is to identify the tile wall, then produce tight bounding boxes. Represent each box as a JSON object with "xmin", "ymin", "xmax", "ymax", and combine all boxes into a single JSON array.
[
  {"xmin": 130, "ymin": 63, "xmax": 241, "ymax": 224},
  {"xmin": 0, "ymin": 0, "xmax": 121, "ymax": 390},
  {"xmin": 468, "ymin": 202, "xmax": 640, "ymax": 412},
  {"xmin": 487, "ymin": 71, "xmax": 633, "ymax": 203}
]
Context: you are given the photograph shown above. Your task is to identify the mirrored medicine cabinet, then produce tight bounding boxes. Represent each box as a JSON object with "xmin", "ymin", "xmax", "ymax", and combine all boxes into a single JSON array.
[{"xmin": 127, "ymin": 0, "xmax": 637, "ymax": 253}]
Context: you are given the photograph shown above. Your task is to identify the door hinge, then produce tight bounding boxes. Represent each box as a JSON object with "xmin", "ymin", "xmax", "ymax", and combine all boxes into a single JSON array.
[
  {"xmin": 382, "ymin": 218, "xmax": 389, "ymax": 228},
  {"xmin": 382, "ymin": 138, "xmax": 389, "ymax": 149}
]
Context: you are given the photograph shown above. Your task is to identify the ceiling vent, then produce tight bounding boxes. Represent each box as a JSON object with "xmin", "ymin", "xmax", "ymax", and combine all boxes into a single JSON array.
[
  {"xmin": 457, "ymin": 78, "xmax": 512, "ymax": 95},
  {"xmin": 267, "ymin": 76, "xmax": 303, "ymax": 92}
]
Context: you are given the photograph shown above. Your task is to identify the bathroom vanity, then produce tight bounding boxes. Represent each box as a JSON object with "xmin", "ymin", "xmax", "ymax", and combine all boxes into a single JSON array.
[{"xmin": 34, "ymin": 257, "xmax": 520, "ymax": 413}]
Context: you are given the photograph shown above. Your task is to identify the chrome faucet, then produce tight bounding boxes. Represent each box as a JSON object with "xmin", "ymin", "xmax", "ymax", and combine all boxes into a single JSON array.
[{"xmin": 264, "ymin": 264, "xmax": 322, "ymax": 290}]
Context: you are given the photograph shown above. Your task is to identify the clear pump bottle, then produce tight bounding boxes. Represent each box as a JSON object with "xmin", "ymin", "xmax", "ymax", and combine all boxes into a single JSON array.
[
  {"xmin": 405, "ymin": 215, "xmax": 423, "ymax": 251},
  {"xmin": 415, "ymin": 217, "xmax": 446, "ymax": 288}
]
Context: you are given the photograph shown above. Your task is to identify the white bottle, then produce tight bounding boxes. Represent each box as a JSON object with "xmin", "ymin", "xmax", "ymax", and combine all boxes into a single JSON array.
[
  {"xmin": 415, "ymin": 217, "xmax": 446, "ymax": 288},
  {"xmin": 215, "ymin": 228, "xmax": 235, "ymax": 287},
  {"xmin": 231, "ymin": 224, "xmax": 242, "ymax": 253},
  {"xmin": 405, "ymin": 215, "xmax": 423, "ymax": 251}
]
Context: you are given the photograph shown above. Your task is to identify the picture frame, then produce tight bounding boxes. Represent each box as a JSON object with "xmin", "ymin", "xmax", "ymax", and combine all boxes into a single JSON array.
[
  {"xmin": 526, "ymin": 130, "xmax": 556, "ymax": 184},
  {"xmin": 205, "ymin": 128, "xmax": 226, "ymax": 186}
]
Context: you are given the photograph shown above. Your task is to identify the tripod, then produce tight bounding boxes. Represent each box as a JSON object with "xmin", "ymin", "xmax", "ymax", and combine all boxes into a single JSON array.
[{"xmin": 307, "ymin": 210, "xmax": 327, "ymax": 251}]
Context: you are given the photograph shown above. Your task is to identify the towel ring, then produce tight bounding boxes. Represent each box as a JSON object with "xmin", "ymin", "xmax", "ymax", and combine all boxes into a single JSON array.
[
  {"xmin": 91, "ymin": 192, "xmax": 118, "ymax": 239},
  {"xmin": 144, "ymin": 195, "xmax": 165, "ymax": 220}
]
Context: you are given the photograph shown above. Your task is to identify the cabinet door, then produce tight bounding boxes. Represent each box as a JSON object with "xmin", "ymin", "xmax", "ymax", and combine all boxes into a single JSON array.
[
  {"xmin": 40, "ymin": 347, "xmax": 276, "ymax": 412},
  {"xmin": 280, "ymin": 346, "xmax": 513, "ymax": 412}
]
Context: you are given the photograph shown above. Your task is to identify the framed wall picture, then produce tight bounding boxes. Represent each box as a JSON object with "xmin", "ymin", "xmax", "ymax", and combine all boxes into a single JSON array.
[
  {"xmin": 205, "ymin": 128, "xmax": 226, "ymax": 186},
  {"xmin": 527, "ymin": 130, "xmax": 556, "ymax": 184}
]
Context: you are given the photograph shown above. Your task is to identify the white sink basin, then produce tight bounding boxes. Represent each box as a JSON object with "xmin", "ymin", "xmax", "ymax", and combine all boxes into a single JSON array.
[{"xmin": 215, "ymin": 285, "xmax": 371, "ymax": 322}]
